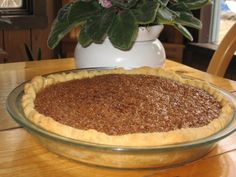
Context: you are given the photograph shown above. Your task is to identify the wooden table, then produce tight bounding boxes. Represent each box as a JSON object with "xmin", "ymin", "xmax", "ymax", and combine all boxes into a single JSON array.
[{"xmin": 1, "ymin": 58, "xmax": 236, "ymax": 177}]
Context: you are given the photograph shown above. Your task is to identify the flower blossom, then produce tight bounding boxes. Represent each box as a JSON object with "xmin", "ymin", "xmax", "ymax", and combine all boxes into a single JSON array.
[{"xmin": 99, "ymin": 0, "xmax": 112, "ymax": 8}]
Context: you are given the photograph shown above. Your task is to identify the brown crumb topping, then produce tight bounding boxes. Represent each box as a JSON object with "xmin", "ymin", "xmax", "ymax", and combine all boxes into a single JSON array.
[{"xmin": 34, "ymin": 74, "xmax": 222, "ymax": 135}]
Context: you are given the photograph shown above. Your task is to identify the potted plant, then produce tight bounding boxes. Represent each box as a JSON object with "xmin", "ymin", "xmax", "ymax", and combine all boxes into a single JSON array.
[{"xmin": 48, "ymin": 0, "xmax": 210, "ymax": 68}]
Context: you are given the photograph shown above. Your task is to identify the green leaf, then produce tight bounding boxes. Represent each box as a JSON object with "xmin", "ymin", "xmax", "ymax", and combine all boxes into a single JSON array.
[
  {"xmin": 111, "ymin": 0, "xmax": 138, "ymax": 9},
  {"xmin": 159, "ymin": 0, "xmax": 169, "ymax": 6},
  {"xmin": 57, "ymin": 2, "xmax": 73, "ymax": 21},
  {"xmin": 78, "ymin": 26, "xmax": 93, "ymax": 47},
  {"xmin": 168, "ymin": 2, "xmax": 191, "ymax": 13},
  {"xmin": 24, "ymin": 43, "xmax": 34, "ymax": 61},
  {"xmin": 108, "ymin": 10, "xmax": 138, "ymax": 50},
  {"xmin": 37, "ymin": 48, "xmax": 42, "ymax": 61},
  {"xmin": 68, "ymin": 1, "xmax": 100, "ymax": 22},
  {"xmin": 48, "ymin": 1, "xmax": 99, "ymax": 49},
  {"xmin": 173, "ymin": 23, "xmax": 193, "ymax": 41},
  {"xmin": 156, "ymin": 6, "xmax": 178, "ymax": 24},
  {"xmin": 175, "ymin": 12, "xmax": 202, "ymax": 29},
  {"xmin": 178, "ymin": 0, "xmax": 211, "ymax": 10},
  {"xmin": 132, "ymin": 1, "xmax": 159, "ymax": 24},
  {"xmin": 0, "ymin": 18, "xmax": 11, "ymax": 24},
  {"xmin": 86, "ymin": 8, "xmax": 115, "ymax": 43}
]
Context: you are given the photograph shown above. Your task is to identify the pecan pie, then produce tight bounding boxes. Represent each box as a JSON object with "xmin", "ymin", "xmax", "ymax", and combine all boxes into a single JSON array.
[{"xmin": 21, "ymin": 67, "xmax": 234, "ymax": 147}]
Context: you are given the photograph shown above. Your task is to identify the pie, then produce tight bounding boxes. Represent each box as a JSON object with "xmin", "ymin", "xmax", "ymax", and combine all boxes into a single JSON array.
[{"xmin": 21, "ymin": 67, "xmax": 234, "ymax": 147}]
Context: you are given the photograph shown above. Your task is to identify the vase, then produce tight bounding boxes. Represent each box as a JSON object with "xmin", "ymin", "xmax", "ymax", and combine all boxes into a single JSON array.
[{"xmin": 74, "ymin": 25, "xmax": 166, "ymax": 68}]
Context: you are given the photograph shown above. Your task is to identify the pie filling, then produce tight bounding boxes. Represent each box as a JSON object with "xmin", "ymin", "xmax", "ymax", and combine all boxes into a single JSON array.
[{"xmin": 34, "ymin": 74, "xmax": 222, "ymax": 136}]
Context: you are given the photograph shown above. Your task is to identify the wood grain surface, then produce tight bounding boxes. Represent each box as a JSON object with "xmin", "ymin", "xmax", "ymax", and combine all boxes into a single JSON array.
[
  {"xmin": 31, "ymin": 0, "xmax": 57, "ymax": 60},
  {"xmin": 0, "ymin": 30, "xmax": 3, "ymax": 50},
  {"xmin": 4, "ymin": 30, "xmax": 31, "ymax": 62},
  {"xmin": 1, "ymin": 58, "xmax": 236, "ymax": 177}
]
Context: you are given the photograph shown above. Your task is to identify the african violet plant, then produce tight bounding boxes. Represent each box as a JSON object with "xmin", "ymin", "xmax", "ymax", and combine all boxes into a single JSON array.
[{"xmin": 48, "ymin": 0, "xmax": 210, "ymax": 50}]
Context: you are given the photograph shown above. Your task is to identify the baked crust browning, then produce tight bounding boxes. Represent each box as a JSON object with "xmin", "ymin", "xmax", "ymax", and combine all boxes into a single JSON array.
[{"xmin": 21, "ymin": 67, "xmax": 234, "ymax": 147}]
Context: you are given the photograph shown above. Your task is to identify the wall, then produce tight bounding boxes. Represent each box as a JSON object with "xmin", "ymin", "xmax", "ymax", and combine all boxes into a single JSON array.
[{"xmin": 0, "ymin": 1, "xmax": 59, "ymax": 63}]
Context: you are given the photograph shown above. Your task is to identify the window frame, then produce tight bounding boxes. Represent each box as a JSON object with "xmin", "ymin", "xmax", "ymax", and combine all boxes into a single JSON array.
[
  {"xmin": 197, "ymin": 5, "xmax": 213, "ymax": 43},
  {"xmin": 0, "ymin": 0, "xmax": 47, "ymax": 29},
  {"xmin": 0, "ymin": 0, "xmax": 32, "ymax": 15},
  {"xmin": 198, "ymin": 0, "xmax": 233, "ymax": 44}
]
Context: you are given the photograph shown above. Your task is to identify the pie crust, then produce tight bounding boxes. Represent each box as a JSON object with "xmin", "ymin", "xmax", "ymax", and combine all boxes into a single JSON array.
[{"xmin": 21, "ymin": 67, "xmax": 234, "ymax": 147}]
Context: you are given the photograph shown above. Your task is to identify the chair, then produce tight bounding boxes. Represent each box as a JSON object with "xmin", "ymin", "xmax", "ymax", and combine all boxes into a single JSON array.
[{"xmin": 207, "ymin": 22, "xmax": 236, "ymax": 77}]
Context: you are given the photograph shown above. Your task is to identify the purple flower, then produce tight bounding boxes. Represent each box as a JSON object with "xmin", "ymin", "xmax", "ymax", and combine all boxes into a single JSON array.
[{"xmin": 99, "ymin": 0, "xmax": 112, "ymax": 8}]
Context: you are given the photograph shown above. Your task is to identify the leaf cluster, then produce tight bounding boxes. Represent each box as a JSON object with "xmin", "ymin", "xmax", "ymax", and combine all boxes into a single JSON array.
[{"xmin": 48, "ymin": 0, "xmax": 211, "ymax": 50}]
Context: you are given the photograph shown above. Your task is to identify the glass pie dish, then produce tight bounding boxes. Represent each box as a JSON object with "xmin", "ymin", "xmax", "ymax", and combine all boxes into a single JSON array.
[{"xmin": 6, "ymin": 68, "xmax": 236, "ymax": 169}]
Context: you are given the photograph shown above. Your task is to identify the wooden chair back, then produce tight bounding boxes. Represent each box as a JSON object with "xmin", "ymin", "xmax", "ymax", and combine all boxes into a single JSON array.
[{"xmin": 207, "ymin": 23, "xmax": 236, "ymax": 77}]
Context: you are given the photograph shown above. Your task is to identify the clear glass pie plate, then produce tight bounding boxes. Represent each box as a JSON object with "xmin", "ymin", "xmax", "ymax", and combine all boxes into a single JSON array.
[{"xmin": 6, "ymin": 69, "xmax": 236, "ymax": 169}]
